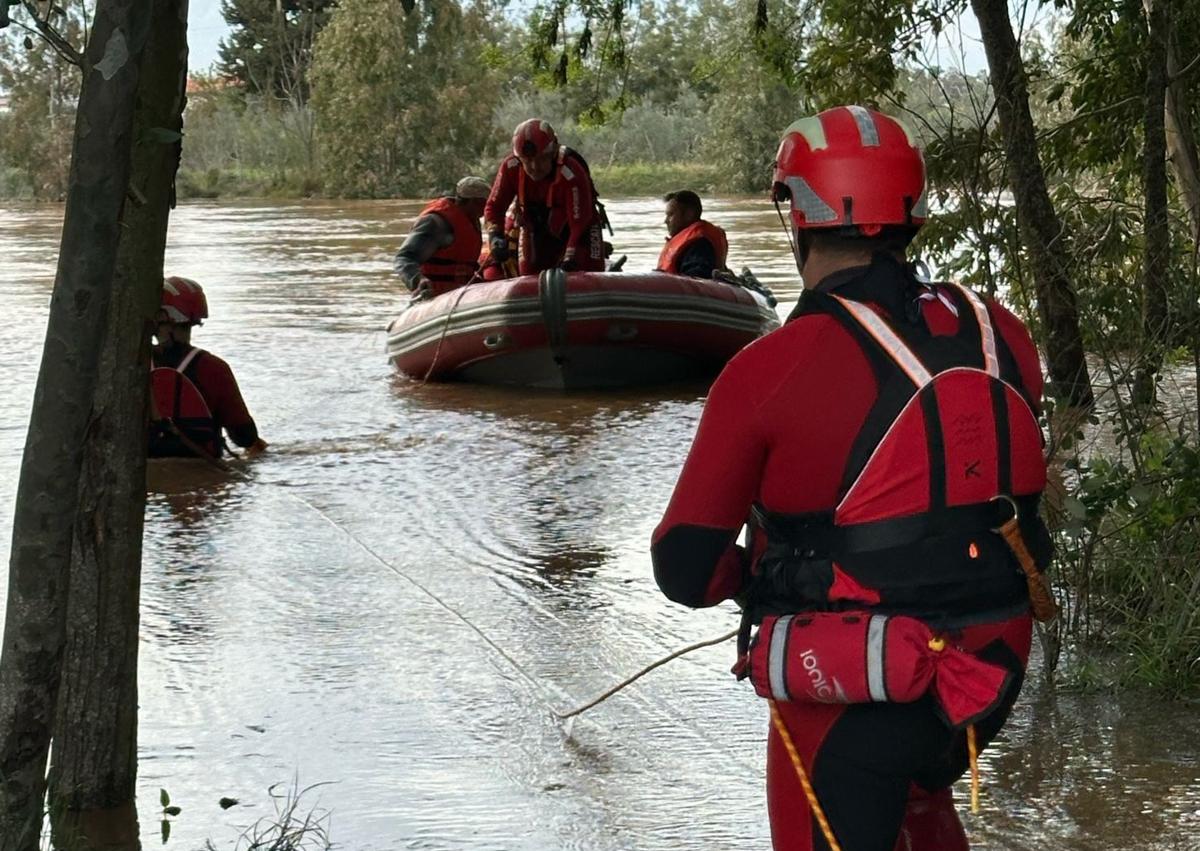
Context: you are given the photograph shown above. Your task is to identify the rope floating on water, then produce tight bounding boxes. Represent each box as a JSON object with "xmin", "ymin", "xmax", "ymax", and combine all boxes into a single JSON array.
[{"xmin": 158, "ymin": 431, "xmax": 737, "ymax": 720}]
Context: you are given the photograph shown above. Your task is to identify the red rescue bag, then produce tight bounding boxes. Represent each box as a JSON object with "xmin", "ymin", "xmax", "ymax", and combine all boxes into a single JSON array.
[{"xmin": 748, "ymin": 611, "xmax": 1012, "ymax": 728}]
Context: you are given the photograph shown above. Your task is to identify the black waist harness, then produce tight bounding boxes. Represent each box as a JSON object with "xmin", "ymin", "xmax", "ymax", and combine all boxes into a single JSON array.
[{"xmin": 747, "ymin": 495, "xmax": 1052, "ymax": 629}]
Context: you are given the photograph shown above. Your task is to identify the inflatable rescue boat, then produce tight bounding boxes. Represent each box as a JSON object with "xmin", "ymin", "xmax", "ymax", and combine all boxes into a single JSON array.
[{"xmin": 386, "ymin": 270, "xmax": 780, "ymax": 389}]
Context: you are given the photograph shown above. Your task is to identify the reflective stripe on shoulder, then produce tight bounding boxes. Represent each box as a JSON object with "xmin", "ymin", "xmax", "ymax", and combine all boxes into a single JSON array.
[
  {"xmin": 866, "ymin": 615, "xmax": 889, "ymax": 701},
  {"xmin": 831, "ymin": 295, "xmax": 933, "ymax": 386},
  {"xmin": 947, "ymin": 283, "xmax": 999, "ymax": 378},
  {"xmin": 768, "ymin": 615, "xmax": 794, "ymax": 701},
  {"xmin": 176, "ymin": 346, "xmax": 202, "ymax": 374}
]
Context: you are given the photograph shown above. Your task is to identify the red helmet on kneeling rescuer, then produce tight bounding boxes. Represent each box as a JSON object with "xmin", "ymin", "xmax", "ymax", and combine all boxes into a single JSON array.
[{"xmin": 160, "ymin": 276, "xmax": 209, "ymax": 325}]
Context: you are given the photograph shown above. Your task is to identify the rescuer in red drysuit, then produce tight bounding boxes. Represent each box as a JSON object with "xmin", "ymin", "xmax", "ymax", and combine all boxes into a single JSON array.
[
  {"xmin": 651, "ymin": 106, "xmax": 1053, "ymax": 851},
  {"xmin": 150, "ymin": 276, "xmax": 266, "ymax": 459},
  {"xmin": 484, "ymin": 119, "xmax": 606, "ymax": 275},
  {"xmin": 656, "ymin": 189, "xmax": 729, "ymax": 279}
]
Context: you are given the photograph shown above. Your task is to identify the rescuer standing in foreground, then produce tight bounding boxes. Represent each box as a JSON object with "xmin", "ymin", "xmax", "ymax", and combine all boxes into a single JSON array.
[{"xmin": 651, "ymin": 105, "xmax": 1055, "ymax": 850}]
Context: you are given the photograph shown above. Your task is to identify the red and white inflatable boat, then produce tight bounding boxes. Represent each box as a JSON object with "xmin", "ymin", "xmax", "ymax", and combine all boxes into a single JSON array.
[{"xmin": 386, "ymin": 270, "xmax": 780, "ymax": 389}]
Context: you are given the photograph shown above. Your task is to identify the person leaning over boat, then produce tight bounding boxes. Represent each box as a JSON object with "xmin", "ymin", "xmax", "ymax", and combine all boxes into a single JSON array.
[
  {"xmin": 656, "ymin": 189, "xmax": 729, "ymax": 279},
  {"xmin": 651, "ymin": 106, "xmax": 1053, "ymax": 850},
  {"xmin": 150, "ymin": 276, "xmax": 266, "ymax": 460},
  {"xmin": 484, "ymin": 119, "xmax": 606, "ymax": 275},
  {"xmin": 393, "ymin": 176, "xmax": 491, "ymax": 299}
]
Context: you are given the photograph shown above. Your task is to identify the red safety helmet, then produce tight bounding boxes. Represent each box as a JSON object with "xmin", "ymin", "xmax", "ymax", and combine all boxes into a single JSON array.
[
  {"xmin": 512, "ymin": 119, "xmax": 558, "ymax": 159},
  {"xmin": 160, "ymin": 276, "xmax": 208, "ymax": 325},
  {"xmin": 771, "ymin": 106, "xmax": 926, "ymax": 236}
]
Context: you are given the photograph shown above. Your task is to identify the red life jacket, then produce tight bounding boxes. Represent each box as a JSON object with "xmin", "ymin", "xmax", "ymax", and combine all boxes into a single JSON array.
[
  {"xmin": 516, "ymin": 147, "xmax": 598, "ymax": 238},
  {"xmin": 150, "ymin": 347, "xmax": 220, "ymax": 458},
  {"xmin": 749, "ymin": 280, "xmax": 1050, "ymax": 629},
  {"xmin": 418, "ymin": 197, "xmax": 482, "ymax": 295},
  {"xmin": 656, "ymin": 220, "xmax": 729, "ymax": 275}
]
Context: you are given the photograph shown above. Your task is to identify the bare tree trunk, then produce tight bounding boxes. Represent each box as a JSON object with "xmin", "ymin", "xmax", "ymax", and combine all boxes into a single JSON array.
[
  {"xmin": 47, "ymin": 4, "xmax": 188, "ymax": 848},
  {"xmin": 0, "ymin": 3, "xmax": 151, "ymax": 848},
  {"xmin": 971, "ymin": 0, "xmax": 1094, "ymax": 408},
  {"xmin": 1165, "ymin": 27, "xmax": 1200, "ymax": 244},
  {"xmin": 1134, "ymin": 0, "xmax": 1172, "ymax": 406}
]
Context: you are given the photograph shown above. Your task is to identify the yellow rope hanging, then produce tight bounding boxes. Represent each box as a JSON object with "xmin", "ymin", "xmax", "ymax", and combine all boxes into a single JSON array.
[
  {"xmin": 967, "ymin": 723, "xmax": 981, "ymax": 814},
  {"xmin": 769, "ymin": 701, "xmax": 843, "ymax": 851}
]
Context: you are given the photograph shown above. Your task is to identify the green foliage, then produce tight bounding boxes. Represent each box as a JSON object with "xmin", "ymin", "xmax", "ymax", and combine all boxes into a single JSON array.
[
  {"xmin": 309, "ymin": 0, "xmax": 502, "ymax": 198},
  {"xmin": 0, "ymin": 9, "xmax": 85, "ymax": 200},
  {"xmin": 590, "ymin": 160, "xmax": 719, "ymax": 194},
  {"xmin": 181, "ymin": 77, "xmax": 321, "ymax": 196},
  {"xmin": 1053, "ymin": 429, "xmax": 1200, "ymax": 694},
  {"xmin": 218, "ymin": 0, "xmax": 338, "ymax": 102}
]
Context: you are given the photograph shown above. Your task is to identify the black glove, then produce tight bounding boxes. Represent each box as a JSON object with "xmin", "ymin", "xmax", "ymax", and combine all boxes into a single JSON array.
[{"xmin": 489, "ymin": 232, "xmax": 510, "ymax": 262}]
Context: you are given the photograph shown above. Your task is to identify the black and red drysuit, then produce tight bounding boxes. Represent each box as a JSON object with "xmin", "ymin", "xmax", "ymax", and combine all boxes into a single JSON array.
[{"xmin": 652, "ymin": 254, "xmax": 1049, "ymax": 851}]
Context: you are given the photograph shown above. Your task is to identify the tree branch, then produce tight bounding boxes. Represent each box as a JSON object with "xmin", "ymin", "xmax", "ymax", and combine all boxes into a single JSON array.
[{"xmin": 19, "ymin": 0, "xmax": 82, "ymax": 65}]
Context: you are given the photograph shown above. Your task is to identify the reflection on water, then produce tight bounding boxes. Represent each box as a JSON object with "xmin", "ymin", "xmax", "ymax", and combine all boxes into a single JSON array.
[{"xmin": 1, "ymin": 199, "xmax": 1198, "ymax": 849}]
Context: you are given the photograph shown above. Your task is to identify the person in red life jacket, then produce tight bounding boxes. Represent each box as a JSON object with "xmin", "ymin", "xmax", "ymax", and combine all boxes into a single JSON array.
[
  {"xmin": 150, "ymin": 277, "xmax": 266, "ymax": 460},
  {"xmin": 484, "ymin": 119, "xmax": 606, "ymax": 275},
  {"xmin": 651, "ymin": 106, "xmax": 1054, "ymax": 851},
  {"xmin": 393, "ymin": 176, "xmax": 490, "ymax": 299},
  {"xmin": 656, "ymin": 189, "xmax": 729, "ymax": 279}
]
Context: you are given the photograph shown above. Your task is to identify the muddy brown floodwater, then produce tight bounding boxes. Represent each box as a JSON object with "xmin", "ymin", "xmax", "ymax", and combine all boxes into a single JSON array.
[{"xmin": 2, "ymin": 198, "xmax": 1198, "ymax": 849}]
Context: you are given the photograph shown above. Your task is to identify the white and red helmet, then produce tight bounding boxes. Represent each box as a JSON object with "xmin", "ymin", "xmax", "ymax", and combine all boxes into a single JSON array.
[
  {"xmin": 772, "ymin": 106, "xmax": 927, "ymax": 236},
  {"xmin": 160, "ymin": 276, "xmax": 208, "ymax": 325},
  {"xmin": 512, "ymin": 118, "xmax": 558, "ymax": 159}
]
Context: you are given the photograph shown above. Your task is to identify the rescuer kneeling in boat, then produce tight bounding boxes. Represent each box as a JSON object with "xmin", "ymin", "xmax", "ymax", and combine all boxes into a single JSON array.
[
  {"xmin": 393, "ymin": 176, "xmax": 491, "ymax": 299},
  {"xmin": 651, "ymin": 106, "xmax": 1056, "ymax": 850},
  {"xmin": 656, "ymin": 189, "xmax": 728, "ymax": 279},
  {"xmin": 484, "ymin": 119, "xmax": 606, "ymax": 275},
  {"xmin": 150, "ymin": 276, "xmax": 266, "ymax": 460}
]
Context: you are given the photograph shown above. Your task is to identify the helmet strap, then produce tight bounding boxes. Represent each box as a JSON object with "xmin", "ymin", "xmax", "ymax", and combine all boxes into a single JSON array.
[{"xmin": 773, "ymin": 197, "xmax": 805, "ymax": 273}]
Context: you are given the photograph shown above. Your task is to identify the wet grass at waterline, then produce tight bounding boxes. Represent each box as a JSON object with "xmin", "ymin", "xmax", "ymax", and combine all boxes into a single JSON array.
[{"xmin": 1046, "ymin": 406, "xmax": 1200, "ymax": 696}]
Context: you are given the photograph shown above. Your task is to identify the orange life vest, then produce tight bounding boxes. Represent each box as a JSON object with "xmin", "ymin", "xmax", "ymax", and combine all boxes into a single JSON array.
[
  {"xmin": 418, "ymin": 197, "xmax": 482, "ymax": 292},
  {"xmin": 656, "ymin": 220, "xmax": 729, "ymax": 276}
]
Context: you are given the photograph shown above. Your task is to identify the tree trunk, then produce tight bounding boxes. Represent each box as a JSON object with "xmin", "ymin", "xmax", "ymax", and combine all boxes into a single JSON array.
[
  {"xmin": 0, "ymin": 3, "xmax": 151, "ymax": 848},
  {"xmin": 971, "ymin": 0, "xmax": 1094, "ymax": 408},
  {"xmin": 1164, "ymin": 25, "xmax": 1200, "ymax": 245},
  {"xmin": 1134, "ymin": 0, "xmax": 1172, "ymax": 406},
  {"xmin": 48, "ymin": 3, "xmax": 188, "ymax": 847}
]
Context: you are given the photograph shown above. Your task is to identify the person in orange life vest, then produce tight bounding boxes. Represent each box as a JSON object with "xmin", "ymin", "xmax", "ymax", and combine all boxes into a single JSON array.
[
  {"xmin": 651, "ymin": 107, "xmax": 1052, "ymax": 851},
  {"xmin": 393, "ymin": 176, "xmax": 490, "ymax": 299},
  {"xmin": 484, "ymin": 119, "xmax": 605, "ymax": 275},
  {"xmin": 656, "ymin": 189, "xmax": 728, "ymax": 279},
  {"xmin": 150, "ymin": 277, "xmax": 266, "ymax": 460}
]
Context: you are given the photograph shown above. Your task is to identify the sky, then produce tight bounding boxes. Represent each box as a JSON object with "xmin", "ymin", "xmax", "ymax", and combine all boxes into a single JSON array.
[{"xmin": 189, "ymin": 1, "xmax": 230, "ymax": 71}]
